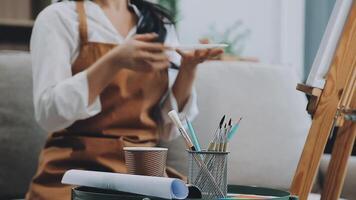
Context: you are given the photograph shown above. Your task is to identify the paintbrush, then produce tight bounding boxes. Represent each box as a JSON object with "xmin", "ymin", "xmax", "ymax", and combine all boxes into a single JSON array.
[
  {"xmin": 227, "ymin": 117, "xmax": 243, "ymax": 142},
  {"xmin": 217, "ymin": 124, "xmax": 227, "ymax": 152},
  {"xmin": 222, "ymin": 119, "xmax": 232, "ymax": 152},
  {"xmin": 208, "ymin": 115, "xmax": 225, "ymax": 151},
  {"xmin": 186, "ymin": 118, "xmax": 201, "ymax": 152},
  {"xmin": 168, "ymin": 110, "xmax": 196, "ymax": 151}
]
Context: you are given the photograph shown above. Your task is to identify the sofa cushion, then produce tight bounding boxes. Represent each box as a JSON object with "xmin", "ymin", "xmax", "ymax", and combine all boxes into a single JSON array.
[
  {"xmin": 320, "ymin": 155, "xmax": 356, "ymax": 199},
  {"xmin": 193, "ymin": 61, "xmax": 311, "ymax": 190},
  {"xmin": 0, "ymin": 51, "xmax": 46, "ymax": 199}
]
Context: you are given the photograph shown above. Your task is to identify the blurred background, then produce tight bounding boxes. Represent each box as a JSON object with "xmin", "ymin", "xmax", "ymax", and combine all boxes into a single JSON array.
[
  {"xmin": 0, "ymin": 0, "xmax": 335, "ymax": 81},
  {"xmin": 2, "ymin": 1, "xmax": 355, "ymax": 199}
]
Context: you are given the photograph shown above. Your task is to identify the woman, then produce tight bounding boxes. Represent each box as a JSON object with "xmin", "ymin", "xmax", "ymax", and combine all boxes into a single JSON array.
[{"xmin": 27, "ymin": 0, "xmax": 223, "ymax": 199}]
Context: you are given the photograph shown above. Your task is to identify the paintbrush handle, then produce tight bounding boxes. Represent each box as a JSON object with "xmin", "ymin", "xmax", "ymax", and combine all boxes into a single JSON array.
[
  {"xmin": 168, "ymin": 110, "xmax": 195, "ymax": 150},
  {"xmin": 227, "ymin": 124, "xmax": 240, "ymax": 141},
  {"xmin": 186, "ymin": 119, "xmax": 201, "ymax": 151},
  {"xmin": 208, "ymin": 142, "xmax": 216, "ymax": 151},
  {"xmin": 223, "ymin": 143, "xmax": 227, "ymax": 152}
]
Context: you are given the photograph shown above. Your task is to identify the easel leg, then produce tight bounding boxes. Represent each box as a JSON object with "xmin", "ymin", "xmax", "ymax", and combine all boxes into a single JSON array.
[
  {"xmin": 290, "ymin": 115, "xmax": 334, "ymax": 200},
  {"xmin": 321, "ymin": 122, "xmax": 356, "ymax": 200}
]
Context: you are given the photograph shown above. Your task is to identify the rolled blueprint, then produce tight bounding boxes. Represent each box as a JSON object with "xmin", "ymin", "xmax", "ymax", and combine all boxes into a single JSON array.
[{"xmin": 62, "ymin": 170, "xmax": 188, "ymax": 199}]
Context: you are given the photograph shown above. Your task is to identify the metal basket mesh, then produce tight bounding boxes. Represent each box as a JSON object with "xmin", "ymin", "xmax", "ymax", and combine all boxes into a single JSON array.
[{"xmin": 187, "ymin": 151, "xmax": 228, "ymax": 200}]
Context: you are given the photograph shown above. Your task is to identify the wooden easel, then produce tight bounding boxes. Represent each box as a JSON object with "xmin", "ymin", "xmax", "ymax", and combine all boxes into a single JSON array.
[{"xmin": 289, "ymin": 2, "xmax": 356, "ymax": 200}]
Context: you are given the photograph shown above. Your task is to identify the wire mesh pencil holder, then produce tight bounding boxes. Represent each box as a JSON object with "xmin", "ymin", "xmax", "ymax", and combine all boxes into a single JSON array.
[{"xmin": 187, "ymin": 150, "xmax": 229, "ymax": 200}]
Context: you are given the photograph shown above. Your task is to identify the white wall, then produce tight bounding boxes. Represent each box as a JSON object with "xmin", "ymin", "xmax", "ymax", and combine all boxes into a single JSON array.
[{"xmin": 177, "ymin": 0, "xmax": 305, "ymax": 79}]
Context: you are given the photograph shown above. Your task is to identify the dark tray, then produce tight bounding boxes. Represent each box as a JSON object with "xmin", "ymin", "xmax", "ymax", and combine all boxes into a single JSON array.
[{"xmin": 72, "ymin": 185, "xmax": 298, "ymax": 200}]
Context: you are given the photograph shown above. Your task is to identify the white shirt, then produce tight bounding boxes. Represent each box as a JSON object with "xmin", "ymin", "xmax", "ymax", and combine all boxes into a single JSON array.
[{"xmin": 31, "ymin": 1, "xmax": 198, "ymax": 141}]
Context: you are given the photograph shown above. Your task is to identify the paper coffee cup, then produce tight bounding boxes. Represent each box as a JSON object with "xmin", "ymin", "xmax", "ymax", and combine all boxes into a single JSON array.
[{"xmin": 124, "ymin": 147, "xmax": 168, "ymax": 177}]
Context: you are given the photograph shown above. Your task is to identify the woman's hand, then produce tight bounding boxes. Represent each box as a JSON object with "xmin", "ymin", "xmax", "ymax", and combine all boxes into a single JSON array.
[
  {"xmin": 106, "ymin": 33, "xmax": 170, "ymax": 72},
  {"xmin": 86, "ymin": 33, "xmax": 170, "ymax": 105},
  {"xmin": 177, "ymin": 40, "xmax": 224, "ymax": 71},
  {"xmin": 177, "ymin": 48, "xmax": 224, "ymax": 70}
]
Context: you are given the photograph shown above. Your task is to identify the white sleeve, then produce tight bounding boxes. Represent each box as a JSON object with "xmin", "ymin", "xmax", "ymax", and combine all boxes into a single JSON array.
[
  {"xmin": 159, "ymin": 25, "xmax": 199, "ymax": 141},
  {"xmin": 31, "ymin": 6, "xmax": 101, "ymax": 132}
]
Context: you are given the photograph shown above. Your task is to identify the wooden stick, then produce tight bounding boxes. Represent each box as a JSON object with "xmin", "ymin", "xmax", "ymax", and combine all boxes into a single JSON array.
[
  {"xmin": 321, "ymin": 84, "xmax": 356, "ymax": 200},
  {"xmin": 321, "ymin": 118, "xmax": 355, "ymax": 200}
]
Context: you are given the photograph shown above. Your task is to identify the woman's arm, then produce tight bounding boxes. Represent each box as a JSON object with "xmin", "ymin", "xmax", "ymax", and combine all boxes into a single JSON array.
[
  {"xmin": 158, "ymin": 50, "xmax": 222, "ymax": 141},
  {"xmin": 173, "ymin": 49, "xmax": 224, "ymax": 111},
  {"xmin": 31, "ymin": 7, "xmax": 98, "ymax": 132},
  {"xmin": 159, "ymin": 26, "xmax": 223, "ymax": 141},
  {"xmin": 172, "ymin": 62, "xmax": 197, "ymax": 111}
]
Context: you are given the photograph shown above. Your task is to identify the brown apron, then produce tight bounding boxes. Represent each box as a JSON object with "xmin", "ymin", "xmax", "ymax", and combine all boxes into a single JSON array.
[{"xmin": 26, "ymin": 2, "xmax": 181, "ymax": 200}]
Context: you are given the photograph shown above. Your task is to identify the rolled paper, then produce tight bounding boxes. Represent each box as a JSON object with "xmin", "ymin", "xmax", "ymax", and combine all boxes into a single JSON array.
[{"xmin": 62, "ymin": 170, "xmax": 189, "ymax": 199}]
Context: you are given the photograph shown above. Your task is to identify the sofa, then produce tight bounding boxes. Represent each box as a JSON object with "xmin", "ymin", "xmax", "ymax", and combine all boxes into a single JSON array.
[{"xmin": 0, "ymin": 50, "xmax": 355, "ymax": 199}]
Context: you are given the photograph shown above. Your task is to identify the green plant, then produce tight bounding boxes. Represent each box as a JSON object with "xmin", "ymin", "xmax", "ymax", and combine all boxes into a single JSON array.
[{"xmin": 206, "ymin": 21, "xmax": 251, "ymax": 56}]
